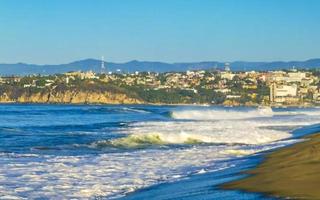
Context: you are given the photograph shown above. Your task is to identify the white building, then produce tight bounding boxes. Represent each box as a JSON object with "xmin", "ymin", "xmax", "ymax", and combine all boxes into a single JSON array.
[
  {"xmin": 287, "ymin": 72, "xmax": 306, "ymax": 82},
  {"xmin": 270, "ymin": 83, "xmax": 298, "ymax": 103},
  {"xmin": 269, "ymin": 71, "xmax": 307, "ymax": 83},
  {"xmin": 220, "ymin": 72, "xmax": 235, "ymax": 80},
  {"xmin": 64, "ymin": 71, "xmax": 97, "ymax": 80},
  {"xmin": 214, "ymin": 88, "xmax": 231, "ymax": 93}
]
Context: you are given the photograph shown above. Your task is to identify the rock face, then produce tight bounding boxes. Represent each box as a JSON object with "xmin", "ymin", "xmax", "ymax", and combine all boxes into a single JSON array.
[
  {"xmin": 222, "ymin": 100, "xmax": 240, "ymax": 106},
  {"xmin": 0, "ymin": 90, "xmax": 143, "ymax": 104}
]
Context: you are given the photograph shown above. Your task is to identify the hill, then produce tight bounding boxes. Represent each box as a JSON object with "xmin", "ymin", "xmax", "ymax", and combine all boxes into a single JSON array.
[{"xmin": 1, "ymin": 58, "xmax": 320, "ymax": 76}]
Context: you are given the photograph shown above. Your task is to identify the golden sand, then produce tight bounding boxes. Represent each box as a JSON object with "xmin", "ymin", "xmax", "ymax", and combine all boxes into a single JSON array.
[{"xmin": 222, "ymin": 133, "xmax": 320, "ymax": 199}]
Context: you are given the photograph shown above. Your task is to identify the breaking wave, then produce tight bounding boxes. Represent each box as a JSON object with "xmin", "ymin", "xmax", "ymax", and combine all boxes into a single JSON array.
[
  {"xmin": 171, "ymin": 107, "xmax": 320, "ymax": 120},
  {"xmin": 93, "ymin": 121, "xmax": 291, "ymax": 148},
  {"xmin": 171, "ymin": 107, "xmax": 274, "ymax": 120},
  {"xmin": 2, "ymin": 105, "xmax": 320, "ymax": 199},
  {"xmin": 98, "ymin": 107, "xmax": 320, "ymax": 149}
]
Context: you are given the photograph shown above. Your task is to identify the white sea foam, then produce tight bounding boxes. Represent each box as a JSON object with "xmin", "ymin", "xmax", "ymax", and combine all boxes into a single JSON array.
[
  {"xmin": 0, "ymin": 141, "xmax": 291, "ymax": 199},
  {"xmin": 171, "ymin": 107, "xmax": 320, "ymax": 120},
  {"xmin": 105, "ymin": 120, "xmax": 291, "ymax": 147},
  {"xmin": 1, "ymin": 107, "xmax": 320, "ymax": 199},
  {"xmin": 274, "ymin": 108, "xmax": 320, "ymax": 116},
  {"xmin": 103, "ymin": 107, "xmax": 320, "ymax": 147},
  {"xmin": 171, "ymin": 107, "xmax": 274, "ymax": 120}
]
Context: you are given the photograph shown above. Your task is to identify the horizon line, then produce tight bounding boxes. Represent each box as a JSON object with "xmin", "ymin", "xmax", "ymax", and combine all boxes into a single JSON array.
[{"xmin": 1, "ymin": 57, "xmax": 320, "ymax": 66}]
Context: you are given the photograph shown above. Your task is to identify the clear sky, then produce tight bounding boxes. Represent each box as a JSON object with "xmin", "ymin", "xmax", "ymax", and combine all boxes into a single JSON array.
[{"xmin": 0, "ymin": 0, "xmax": 319, "ymax": 64}]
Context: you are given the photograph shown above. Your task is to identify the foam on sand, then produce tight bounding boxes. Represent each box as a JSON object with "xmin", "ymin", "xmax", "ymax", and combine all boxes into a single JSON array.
[
  {"xmin": 0, "ymin": 146, "xmax": 238, "ymax": 199},
  {"xmin": 0, "ymin": 139, "xmax": 295, "ymax": 199}
]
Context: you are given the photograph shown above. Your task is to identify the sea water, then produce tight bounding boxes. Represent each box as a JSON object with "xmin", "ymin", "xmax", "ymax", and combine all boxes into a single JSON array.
[{"xmin": 0, "ymin": 104, "xmax": 319, "ymax": 199}]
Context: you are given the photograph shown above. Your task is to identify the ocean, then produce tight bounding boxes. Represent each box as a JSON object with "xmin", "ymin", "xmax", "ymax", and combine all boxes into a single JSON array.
[{"xmin": 0, "ymin": 104, "xmax": 319, "ymax": 199}]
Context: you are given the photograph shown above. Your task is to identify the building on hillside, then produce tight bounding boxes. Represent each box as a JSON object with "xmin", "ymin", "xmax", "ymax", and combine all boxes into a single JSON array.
[
  {"xmin": 268, "ymin": 71, "xmax": 307, "ymax": 83},
  {"xmin": 64, "ymin": 71, "xmax": 97, "ymax": 80},
  {"xmin": 0, "ymin": 76, "xmax": 21, "ymax": 84},
  {"xmin": 270, "ymin": 83, "xmax": 299, "ymax": 103},
  {"xmin": 220, "ymin": 72, "xmax": 235, "ymax": 80},
  {"xmin": 287, "ymin": 72, "xmax": 306, "ymax": 82}
]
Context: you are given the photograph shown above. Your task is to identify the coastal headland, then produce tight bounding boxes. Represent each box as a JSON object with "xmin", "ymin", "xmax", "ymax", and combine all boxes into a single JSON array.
[
  {"xmin": 1, "ymin": 68, "xmax": 320, "ymax": 106},
  {"xmin": 222, "ymin": 133, "xmax": 320, "ymax": 199},
  {"xmin": 0, "ymin": 86, "xmax": 143, "ymax": 104}
]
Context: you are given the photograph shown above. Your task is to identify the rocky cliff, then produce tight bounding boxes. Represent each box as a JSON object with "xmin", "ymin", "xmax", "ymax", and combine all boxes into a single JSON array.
[{"xmin": 0, "ymin": 88, "xmax": 144, "ymax": 104}]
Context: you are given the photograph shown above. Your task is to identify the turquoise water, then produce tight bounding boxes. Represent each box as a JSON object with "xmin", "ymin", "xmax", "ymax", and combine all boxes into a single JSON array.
[{"xmin": 0, "ymin": 104, "xmax": 319, "ymax": 199}]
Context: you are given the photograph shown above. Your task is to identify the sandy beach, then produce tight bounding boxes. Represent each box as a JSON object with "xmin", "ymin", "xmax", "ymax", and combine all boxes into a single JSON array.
[{"xmin": 223, "ymin": 133, "xmax": 320, "ymax": 199}]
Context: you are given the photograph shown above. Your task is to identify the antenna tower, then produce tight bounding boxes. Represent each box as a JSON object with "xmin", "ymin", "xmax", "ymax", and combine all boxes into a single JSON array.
[{"xmin": 101, "ymin": 56, "xmax": 106, "ymax": 74}]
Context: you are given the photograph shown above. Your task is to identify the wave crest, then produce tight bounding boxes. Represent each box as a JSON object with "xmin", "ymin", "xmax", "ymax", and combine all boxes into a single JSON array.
[
  {"xmin": 94, "ymin": 122, "xmax": 291, "ymax": 149},
  {"xmin": 93, "ymin": 107, "xmax": 320, "ymax": 149},
  {"xmin": 94, "ymin": 133, "xmax": 204, "ymax": 149},
  {"xmin": 171, "ymin": 107, "xmax": 274, "ymax": 120}
]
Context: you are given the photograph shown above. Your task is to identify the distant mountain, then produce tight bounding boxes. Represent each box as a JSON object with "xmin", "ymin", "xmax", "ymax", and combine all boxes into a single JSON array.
[{"xmin": 1, "ymin": 58, "xmax": 320, "ymax": 76}]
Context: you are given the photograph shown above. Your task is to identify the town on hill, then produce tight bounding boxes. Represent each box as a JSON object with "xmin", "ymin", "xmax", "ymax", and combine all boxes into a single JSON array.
[
  {"xmin": 0, "ymin": 63, "xmax": 320, "ymax": 106},
  {"xmin": 1, "ymin": 58, "xmax": 320, "ymax": 75}
]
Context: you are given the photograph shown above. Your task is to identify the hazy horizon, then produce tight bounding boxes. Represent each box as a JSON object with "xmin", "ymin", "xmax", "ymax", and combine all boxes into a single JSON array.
[{"xmin": 2, "ymin": 57, "xmax": 320, "ymax": 66}]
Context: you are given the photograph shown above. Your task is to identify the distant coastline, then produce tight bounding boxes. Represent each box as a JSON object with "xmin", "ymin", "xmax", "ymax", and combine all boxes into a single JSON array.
[
  {"xmin": 2, "ymin": 58, "xmax": 320, "ymax": 76},
  {"xmin": 1, "ymin": 68, "xmax": 320, "ymax": 107},
  {"xmin": 0, "ymin": 101, "xmax": 317, "ymax": 108}
]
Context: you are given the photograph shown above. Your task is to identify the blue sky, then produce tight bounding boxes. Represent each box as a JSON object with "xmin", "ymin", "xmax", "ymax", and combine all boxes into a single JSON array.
[{"xmin": 0, "ymin": 0, "xmax": 319, "ymax": 64}]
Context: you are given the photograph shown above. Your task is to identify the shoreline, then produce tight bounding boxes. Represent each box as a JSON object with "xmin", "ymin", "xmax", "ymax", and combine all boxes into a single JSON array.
[
  {"xmin": 222, "ymin": 132, "xmax": 320, "ymax": 199},
  {"xmin": 2, "ymin": 104, "xmax": 319, "ymax": 199},
  {"xmin": 0, "ymin": 101, "xmax": 318, "ymax": 108}
]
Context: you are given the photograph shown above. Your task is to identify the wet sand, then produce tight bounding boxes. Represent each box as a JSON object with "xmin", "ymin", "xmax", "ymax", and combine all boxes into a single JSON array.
[{"xmin": 222, "ymin": 133, "xmax": 320, "ymax": 199}]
